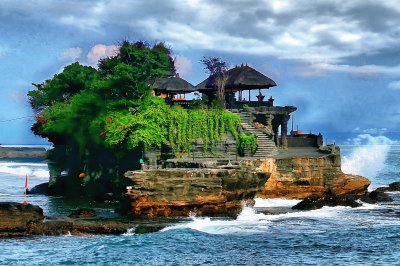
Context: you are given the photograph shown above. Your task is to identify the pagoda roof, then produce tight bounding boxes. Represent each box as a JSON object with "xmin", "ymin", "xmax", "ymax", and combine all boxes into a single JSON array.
[
  {"xmin": 196, "ymin": 65, "xmax": 277, "ymax": 92},
  {"xmin": 153, "ymin": 76, "xmax": 196, "ymax": 93}
]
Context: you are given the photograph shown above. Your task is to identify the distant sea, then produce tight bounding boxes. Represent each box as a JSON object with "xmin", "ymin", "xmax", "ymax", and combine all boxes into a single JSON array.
[{"xmin": 1, "ymin": 134, "xmax": 400, "ymax": 265}]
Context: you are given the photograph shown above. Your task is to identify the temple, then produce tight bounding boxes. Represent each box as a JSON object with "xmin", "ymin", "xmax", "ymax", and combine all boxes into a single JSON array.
[{"xmin": 152, "ymin": 64, "xmax": 322, "ymax": 160}]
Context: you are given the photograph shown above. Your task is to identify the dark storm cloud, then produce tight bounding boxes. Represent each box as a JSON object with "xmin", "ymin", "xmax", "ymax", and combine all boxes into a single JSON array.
[{"xmin": 1, "ymin": 0, "xmax": 400, "ymax": 65}]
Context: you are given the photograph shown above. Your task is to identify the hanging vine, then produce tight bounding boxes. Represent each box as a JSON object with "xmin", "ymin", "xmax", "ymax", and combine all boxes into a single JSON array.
[
  {"xmin": 167, "ymin": 106, "xmax": 241, "ymax": 156},
  {"xmin": 237, "ymin": 133, "xmax": 257, "ymax": 156}
]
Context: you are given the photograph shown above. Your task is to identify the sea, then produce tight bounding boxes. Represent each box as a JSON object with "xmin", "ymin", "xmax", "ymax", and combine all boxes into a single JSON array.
[{"xmin": 1, "ymin": 134, "xmax": 400, "ymax": 265}]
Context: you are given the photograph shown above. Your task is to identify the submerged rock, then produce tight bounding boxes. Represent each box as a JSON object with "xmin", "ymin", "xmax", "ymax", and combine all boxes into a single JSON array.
[
  {"xmin": 68, "ymin": 208, "xmax": 97, "ymax": 218},
  {"xmin": 292, "ymin": 189, "xmax": 361, "ymax": 210},
  {"xmin": 134, "ymin": 225, "xmax": 164, "ymax": 234}
]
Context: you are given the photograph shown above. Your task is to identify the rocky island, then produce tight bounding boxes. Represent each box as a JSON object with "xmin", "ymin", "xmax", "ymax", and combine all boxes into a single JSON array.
[{"xmin": 25, "ymin": 41, "xmax": 370, "ymax": 221}]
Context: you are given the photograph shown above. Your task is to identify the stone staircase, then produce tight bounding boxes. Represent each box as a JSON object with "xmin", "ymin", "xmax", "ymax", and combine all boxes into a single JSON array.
[{"xmin": 238, "ymin": 112, "xmax": 278, "ymax": 158}]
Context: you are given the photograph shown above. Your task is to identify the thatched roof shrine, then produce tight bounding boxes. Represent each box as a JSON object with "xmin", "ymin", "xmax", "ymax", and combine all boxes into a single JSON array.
[
  {"xmin": 196, "ymin": 65, "xmax": 276, "ymax": 93},
  {"xmin": 153, "ymin": 76, "xmax": 196, "ymax": 94}
]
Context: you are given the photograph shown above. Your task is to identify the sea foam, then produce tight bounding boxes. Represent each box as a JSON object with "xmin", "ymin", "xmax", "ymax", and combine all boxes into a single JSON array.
[
  {"xmin": 162, "ymin": 205, "xmax": 354, "ymax": 235},
  {"xmin": 0, "ymin": 162, "xmax": 50, "ymax": 178}
]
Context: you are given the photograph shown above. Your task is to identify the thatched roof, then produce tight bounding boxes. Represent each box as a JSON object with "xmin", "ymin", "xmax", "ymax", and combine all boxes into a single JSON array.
[
  {"xmin": 153, "ymin": 76, "xmax": 196, "ymax": 93},
  {"xmin": 196, "ymin": 65, "xmax": 277, "ymax": 92}
]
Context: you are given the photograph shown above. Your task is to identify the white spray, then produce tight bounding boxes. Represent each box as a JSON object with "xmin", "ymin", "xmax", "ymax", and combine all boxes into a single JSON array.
[{"xmin": 341, "ymin": 134, "xmax": 393, "ymax": 179}]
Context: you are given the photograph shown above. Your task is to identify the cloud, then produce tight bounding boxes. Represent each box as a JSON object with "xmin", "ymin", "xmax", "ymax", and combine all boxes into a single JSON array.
[
  {"xmin": 59, "ymin": 47, "xmax": 82, "ymax": 62},
  {"xmin": 2, "ymin": 1, "xmax": 399, "ymax": 64},
  {"xmin": 292, "ymin": 62, "xmax": 400, "ymax": 78},
  {"xmin": 388, "ymin": 80, "xmax": 400, "ymax": 90},
  {"xmin": 86, "ymin": 44, "xmax": 119, "ymax": 66},
  {"xmin": 2, "ymin": 0, "xmax": 400, "ymax": 78},
  {"xmin": 174, "ymin": 55, "xmax": 192, "ymax": 78}
]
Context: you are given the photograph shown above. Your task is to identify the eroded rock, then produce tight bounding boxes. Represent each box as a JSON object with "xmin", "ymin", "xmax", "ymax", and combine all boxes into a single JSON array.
[
  {"xmin": 124, "ymin": 168, "xmax": 269, "ymax": 218},
  {"xmin": 257, "ymin": 151, "xmax": 370, "ymax": 199},
  {"xmin": 292, "ymin": 189, "xmax": 361, "ymax": 210}
]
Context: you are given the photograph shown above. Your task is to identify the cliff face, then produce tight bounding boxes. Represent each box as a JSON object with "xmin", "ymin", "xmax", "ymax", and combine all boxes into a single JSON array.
[
  {"xmin": 256, "ymin": 148, "xmax": 370, "ymax": 199},
  {"xmin": 123, "ymin": 146, "xmax": 370, "ymax": 218},
  {"xmin": 124, "ymin": 168, "xmax": 269, "ymax": 218}
]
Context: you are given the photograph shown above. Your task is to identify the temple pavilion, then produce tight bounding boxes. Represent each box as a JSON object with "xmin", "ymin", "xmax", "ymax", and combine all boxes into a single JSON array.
[
  {"xmin": 151, "ymin": 65, "xmax": 321, "ymax": 157},
  {"xmin": 152, "ymin": 74, "xmax": 196, "ymax": 108}
]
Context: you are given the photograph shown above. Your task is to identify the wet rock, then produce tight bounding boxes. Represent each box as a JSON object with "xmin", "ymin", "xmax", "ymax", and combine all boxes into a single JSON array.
[
  {"xmin": 28, "ymin": 220, "xmax": 73, "ymax": 236},
  {"xmin": 388, "ymin": 182, "xmax": 400, "ymax": 191},
  {"xmin": 0, "ymin": 202, "xmax": 131, "ymax": 237},
  {"xmin": 27, "ymin": 182, "xmax": 50, "ymax": 195},
  {"xmin": 361, "ymin": 190, "xmax": 393, "ymax": 204},
  {"xmin": 70, "ymin": 220, "xmax": 130, "ymax": 235},
  {"xmin": 374, "ymin": 187, "xmax": 389, "ymax": 193},
  {"xmin": 68, "ymin": 208, "xmax": 97, "ymax": 218},
  {"xmin": 374, "ymin": 182, "xmax": 400, "ymax": 193},
  {"xmin": 292, "ymin": 189, "xmax": 361, "ymax": 210},
  {"xmin": 0, "ymin": 202, "xmax": 44, "ymax": 236}
]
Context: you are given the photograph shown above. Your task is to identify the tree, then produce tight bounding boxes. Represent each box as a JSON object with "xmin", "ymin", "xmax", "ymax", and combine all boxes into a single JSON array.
[
  {"xmin": 28, "ymin": 63, "xmax": 98, "ymax": 112},
  {"xmin": 200, "ymin": 56, "xmax": 229, "ymax": 105},
  {"xmin": 27, "ymin": 41, "xmax": 176, "ymax": 198}
]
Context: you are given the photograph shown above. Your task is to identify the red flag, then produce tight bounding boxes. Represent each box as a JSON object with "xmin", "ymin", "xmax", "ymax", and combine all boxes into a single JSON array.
[{"xmin": 23, "ymin": 174, "xmax": 28, "ymax": 205}]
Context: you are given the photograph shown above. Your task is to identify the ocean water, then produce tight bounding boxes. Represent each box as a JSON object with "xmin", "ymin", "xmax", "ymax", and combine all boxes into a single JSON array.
[{"xmin": 1, "ymin": 135, "xmax": 400, "ymax": 265}]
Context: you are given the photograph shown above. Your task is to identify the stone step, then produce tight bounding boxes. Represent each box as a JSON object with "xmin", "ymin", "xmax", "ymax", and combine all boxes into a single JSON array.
[{"xmin": 240, "ymin": 117, "xmax": 277, "ymax": 158}]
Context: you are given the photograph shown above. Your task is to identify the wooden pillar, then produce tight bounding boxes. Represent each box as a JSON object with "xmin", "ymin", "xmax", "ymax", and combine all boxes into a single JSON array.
[
  {"xmin": 281, "ymin": 115, "xmax": 290, "ymax": 149},
  {"xmin": 248, "ymin": 90, "xmax": 251, "ymax": 101}
]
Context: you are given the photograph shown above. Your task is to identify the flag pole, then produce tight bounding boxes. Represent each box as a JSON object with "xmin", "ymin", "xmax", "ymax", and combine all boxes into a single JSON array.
[{"xmin": 23, "ymin": 174, "xmax": 28, "ymax": 205}]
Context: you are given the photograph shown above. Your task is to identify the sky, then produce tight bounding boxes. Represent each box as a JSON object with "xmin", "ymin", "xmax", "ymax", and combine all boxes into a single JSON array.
[{"xmin": 1, "ymin": 0, "xmax": 400, "ymax": 144}]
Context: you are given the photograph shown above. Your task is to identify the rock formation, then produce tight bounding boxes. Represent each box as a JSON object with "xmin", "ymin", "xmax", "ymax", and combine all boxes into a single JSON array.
[
  {"xmin": 122, "ymin": 145, "xmax": 370, "ymax": 218},
  {"xmin": 124, "ymin": 168, "xmax": 268, "ymax": 218},
  {"xmin": 292, "ymin": 189, "xmax": 361, "ymax": 210},
  {"xmin": 257, "ymin": 146, "xmax": 370, "ymax": 199},
  {"xmin": 0, "ymin": 202, "xmax": 131, "ymax": 237}
]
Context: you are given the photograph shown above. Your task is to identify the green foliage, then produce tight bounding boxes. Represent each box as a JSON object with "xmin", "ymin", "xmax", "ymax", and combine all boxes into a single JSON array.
[
  {"xmin": 167, "ymin": 107, "xmax": 241, "ymax": 156},
  {"xmin": 28, "ymin": 63, "xmax": 98, "ymax": 112},
  {"xmin": 103, "ymin": 97, "xmax": 169, "ymax": 150},
  {"xmin": 27, "ymin": 40, "xmax": 246, "ymax": 198},
  {"xmin": 28, "ymin": 41, "xmax": 175, "ymax": 151},
  {"xmin": 101, "ymin": 103, "xmax": 242, "ymax": 157},
  {"xmin": 237, "ymin": 133, "xmax": 257, "ymax": 156}
]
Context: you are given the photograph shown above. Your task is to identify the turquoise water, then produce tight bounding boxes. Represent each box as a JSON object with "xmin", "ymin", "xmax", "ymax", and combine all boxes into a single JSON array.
[{"xmin": 1, "ymin": 136, "xmax": 400, "ymax": 265}]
